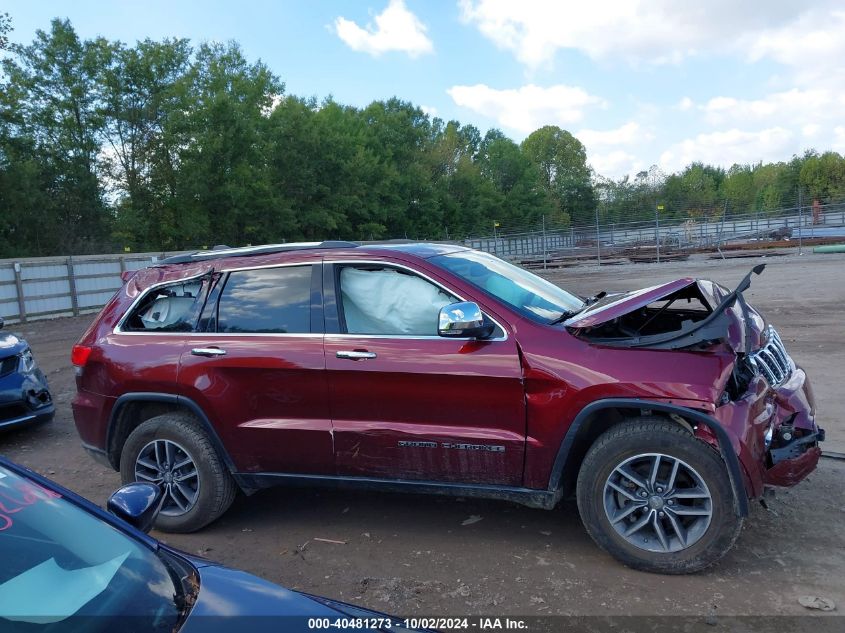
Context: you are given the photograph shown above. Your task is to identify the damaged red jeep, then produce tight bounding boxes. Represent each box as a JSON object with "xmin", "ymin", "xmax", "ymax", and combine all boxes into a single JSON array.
[{"xmin": 71, "ymin": 242, "xmax": 823, "ymax": 573}]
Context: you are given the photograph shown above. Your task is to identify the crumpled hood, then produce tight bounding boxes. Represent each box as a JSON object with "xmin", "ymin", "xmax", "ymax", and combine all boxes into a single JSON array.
[
  {"xmin": 564, "ymin": 278, "xmax": 697, "ymax": 329},
  {"xmin": 697, "ymin": 278, "xmax": 766, "ymax": 351},
  {"xmin": 565, "ymin": 268, "xmax": 768, "ymax": 353}
]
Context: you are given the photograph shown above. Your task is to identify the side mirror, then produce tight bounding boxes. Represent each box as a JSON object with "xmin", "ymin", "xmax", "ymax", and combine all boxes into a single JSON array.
[
  {"xmin": 107, "ymin": 483, "xmax": 164, "ymax": 533},
  {"xmin": 438, "ymin": 301, "xmax": 495, "ymax": 339}
]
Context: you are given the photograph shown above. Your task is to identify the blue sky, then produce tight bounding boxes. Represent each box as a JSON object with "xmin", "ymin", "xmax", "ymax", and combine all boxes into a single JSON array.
[{"xmin": 6, "ymin": 0, "xmax": 845, "ymax": 178}]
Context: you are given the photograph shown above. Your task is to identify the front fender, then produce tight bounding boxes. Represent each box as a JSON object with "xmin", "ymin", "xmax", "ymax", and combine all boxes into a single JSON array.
[{"xmin": 547, "ymin": 398, "xmax": 749, "ymax": 517}]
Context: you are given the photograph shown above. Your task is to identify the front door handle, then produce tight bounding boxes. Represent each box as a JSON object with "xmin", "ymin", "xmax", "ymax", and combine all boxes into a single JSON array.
[
  {"xmin": 191, "ymin": 347, "xmax": 227, "ymax": 357},
  {"xmin": 336, "ymin": 350, "xmax": 377, "ymax": 360}
]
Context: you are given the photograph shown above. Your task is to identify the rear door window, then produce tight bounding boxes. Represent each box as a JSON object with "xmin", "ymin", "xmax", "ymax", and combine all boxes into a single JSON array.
[
  {"xmin": 217, "ymin": 266, "xmax": 312, "ymax": 334},
  {"xmin": 123, "ymin": 277, "xmax": 208, "ymax": 332}
]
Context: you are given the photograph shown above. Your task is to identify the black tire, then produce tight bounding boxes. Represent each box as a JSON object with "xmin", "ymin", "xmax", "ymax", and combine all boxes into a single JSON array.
[
  {"xmin": 120, "ymin": 412, "xmax": 236, "ymax": 533},
  {"xmin": 576, "ymin": 417, "xmax": 743, "ymax": 574}
]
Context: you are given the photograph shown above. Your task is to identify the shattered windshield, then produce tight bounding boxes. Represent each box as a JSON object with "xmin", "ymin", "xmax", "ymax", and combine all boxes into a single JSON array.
[
  {"xmin": 0, "ymin": 465, "xmax": 180, "ymax": 631},
  {"xmin": 431, "ymin": 250, "xmax": 585, "ymax": 323}
]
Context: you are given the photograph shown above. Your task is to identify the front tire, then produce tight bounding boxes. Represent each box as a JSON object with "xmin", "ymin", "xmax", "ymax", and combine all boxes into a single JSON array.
[
  {"xmin": 120, "ymin": 412, "xmax": 236, "ymax": 533},
  {"xmin": 576, "ymin": 418, "xmax": 743, "ymax": 574}
]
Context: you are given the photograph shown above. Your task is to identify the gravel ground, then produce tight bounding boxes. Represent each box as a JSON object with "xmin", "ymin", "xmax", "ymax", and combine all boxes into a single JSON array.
[{"xmin": 1, "ymin": 248, "xmax": 843, "ymax": 624}]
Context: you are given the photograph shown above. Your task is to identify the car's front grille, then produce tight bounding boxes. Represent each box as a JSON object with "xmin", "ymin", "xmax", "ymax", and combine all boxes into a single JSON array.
[
  {"xmin": 0, "ymin": 355, "xmax": 17, "ymax": 378},
  {"xmin": 748, "ymin": 326, "xmax": 794, "ymax": 387}
]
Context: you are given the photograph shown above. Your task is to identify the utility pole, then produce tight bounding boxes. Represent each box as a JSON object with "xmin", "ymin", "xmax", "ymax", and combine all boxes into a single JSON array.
[
  {"xmin": 542, "ymin": 214, "xmax": 547, "ymax": 269},
  {"xmin": 595, "ymin": 207, "xmax": 601, "ymax": 265},
  {"xmin": 655, "ymin": 204, "xmax": 663, "ymax": 263},
  {"xmin": 797, "ymin": 188, "xmax": 803, "ymax": 255}
]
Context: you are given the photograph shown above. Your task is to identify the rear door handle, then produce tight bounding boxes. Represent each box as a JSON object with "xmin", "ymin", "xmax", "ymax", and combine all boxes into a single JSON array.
[
  {"xmin": 336, "ymin": 350, "xmax": 377, "ymax": 360},
  {"xmin": 191, "ymin": 347, "xmax": 227, "ymax": 357}
]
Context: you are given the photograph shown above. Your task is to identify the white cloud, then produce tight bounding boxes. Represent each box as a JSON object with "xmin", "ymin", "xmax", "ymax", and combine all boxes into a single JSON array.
[
  {"xmin": 334, "ymin": 0, "xmax": 433, "ymax": 58},
  {"xmin": 674, "ymin": 88, "xmax": 845, "ymax": 165},
  {"xmin": 700, "ymin": 89, "xmax": 836, "ymax": 127},
  {"xmin": 590, "ymin": 150, "xmax": 645, "ymax": 178},
  {"xmin": 447, "ymin": 83, "xmax": 606, "ymax": 133},
  {"xmin": 420, "ymin": 104, "xmax": 438, "ymax": 117},
  {"xmin": 802, "ymin": 124, "xmax": 821, "ymax": 138},
  {"xmin": 659, "ymin": 127, "xmax": 794, "ymax": 173},
  {"xmin": 741, "ymin": 9, "xmax": 845, "ymax": 86},
  {"xmin": 458, "ymin": 0, "xmax": 841, "ymax": 68},
  {"xmin": 575, "ymin": 123, "xmax": 653, "ymax": 177},
  {"xmin": 454, "ymin": 1, "xmax": 845, "ymax": 177},
  {"xmin": 832, "ymin": 127, "xmax": 845, "ymax": 153},
  {"xmin": 576, "ymin": 122, "xmax": 651, "ymax": 148}
]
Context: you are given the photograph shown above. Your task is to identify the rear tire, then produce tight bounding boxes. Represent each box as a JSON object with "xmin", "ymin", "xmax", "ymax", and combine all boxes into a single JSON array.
[
  {"xmin": 576, "ymin": 417, "xmax": 743, "ymax": 574},
  {"xmin": 120, "ymin": 412, "xmax": 236, "ymax": 533}
]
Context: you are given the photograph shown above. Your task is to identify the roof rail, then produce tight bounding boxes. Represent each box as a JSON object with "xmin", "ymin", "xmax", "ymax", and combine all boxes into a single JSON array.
[{"xmin": 158, "ymin": 241, "xmax": 359, "ymax": 265}]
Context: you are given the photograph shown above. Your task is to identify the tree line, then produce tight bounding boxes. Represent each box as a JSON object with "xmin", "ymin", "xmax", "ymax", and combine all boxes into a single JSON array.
[{"xmin": 1, "ymin": 18, "xmax": 844, "ymax": 257}]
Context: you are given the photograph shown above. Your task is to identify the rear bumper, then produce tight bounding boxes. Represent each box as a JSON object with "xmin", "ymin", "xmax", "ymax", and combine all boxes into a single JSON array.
[{"xmin": 71, "ymin": 389, "xmax": 114, "ymax": 449}]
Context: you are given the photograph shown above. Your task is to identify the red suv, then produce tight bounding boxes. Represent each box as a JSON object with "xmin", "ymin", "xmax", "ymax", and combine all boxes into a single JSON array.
[{"xmin": 71, "ymin": 242, "xmax": 823, "ymax": 573}]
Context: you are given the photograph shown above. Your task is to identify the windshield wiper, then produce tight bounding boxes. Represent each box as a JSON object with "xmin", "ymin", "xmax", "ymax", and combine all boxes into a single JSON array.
[
  {"xmin": 548, "ymin": 309, "xmax": 580, "ymax": 326},
  {"xmin": 549, "ymin": 290, "xmax": 606, "ymax": 326},
  {"xmin": 585, "ymin": 290, "xmax": 607, "ymax": 305}
]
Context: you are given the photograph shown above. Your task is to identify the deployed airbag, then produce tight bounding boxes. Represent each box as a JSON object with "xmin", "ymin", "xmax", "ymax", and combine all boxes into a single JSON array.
[
  {"xmin": 138, "ymin": 281, "xmax": 202, "ymax": 329},
  {"xmin": 341, "ymin": 268, "xmax": 454, "ymax": 335}
]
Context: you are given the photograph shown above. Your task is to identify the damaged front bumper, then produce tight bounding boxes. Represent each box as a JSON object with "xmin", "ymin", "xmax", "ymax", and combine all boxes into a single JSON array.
[
  {"xmin": 766, "ymin": 430, "xmax": 824, "ymax": 486},
  {"xmin": 0, "ymin": 365, "xmax": 55, "ymax": 431},
  {"xmin": 713, "ymin": 363, "xmax": 823, "ymax": 497}
]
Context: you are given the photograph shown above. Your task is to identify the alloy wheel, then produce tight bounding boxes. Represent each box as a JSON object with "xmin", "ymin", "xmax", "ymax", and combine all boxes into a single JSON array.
[
  {"xmin": 603, "ymin": 452, "xmax": 712, "ymax": 553},
  {"xmin": 134, "ymin": 439, "xmax": 200, "ymax": 516}
]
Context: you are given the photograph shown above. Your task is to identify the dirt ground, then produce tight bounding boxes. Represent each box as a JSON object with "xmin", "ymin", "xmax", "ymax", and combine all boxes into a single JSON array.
[{"xmin": 2, "ymin": 249, "xmax": 844, "ymax": 622}]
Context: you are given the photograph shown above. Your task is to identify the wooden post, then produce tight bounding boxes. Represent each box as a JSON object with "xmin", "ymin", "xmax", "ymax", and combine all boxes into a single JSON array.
[
  {"xmin": 67, "ymin": 257, "xmax": 80, "ymax": 317},
  {"xmin": 13, "ymin": 262, "xmax": 26, "ymax": 324}
]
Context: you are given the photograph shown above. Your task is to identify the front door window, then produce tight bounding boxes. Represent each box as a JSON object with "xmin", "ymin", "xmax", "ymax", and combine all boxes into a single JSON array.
[{"xmin": 339, "ymin": 267, "xmax": 455, "ymax": 336}]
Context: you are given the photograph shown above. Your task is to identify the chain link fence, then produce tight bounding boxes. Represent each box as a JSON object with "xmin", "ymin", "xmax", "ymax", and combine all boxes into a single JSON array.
[
  {"xmin": 465, "ymin": 198, "xmax": 845, "ymax": 269},
  {"xmin": 4, "ymin": 197, "xmax": 845, "ymax": 323}
]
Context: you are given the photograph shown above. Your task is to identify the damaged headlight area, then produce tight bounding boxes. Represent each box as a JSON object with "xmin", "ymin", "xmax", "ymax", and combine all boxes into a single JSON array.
[
  {"xmin": 746, "ymin": 326, "xmax": 793, "ymax": 387},
  {"xmin": 19, "ymin": 348, "xmax": 37, "ymax": 374},
  {"xmin": 724, "ymin": 326, "xmax": 793, "ymax": 401}
]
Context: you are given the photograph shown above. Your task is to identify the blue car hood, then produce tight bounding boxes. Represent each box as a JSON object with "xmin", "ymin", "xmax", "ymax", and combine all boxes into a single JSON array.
[{"xmin": 180, "ymin": 563, "xmax": 385, "ymax": 633}]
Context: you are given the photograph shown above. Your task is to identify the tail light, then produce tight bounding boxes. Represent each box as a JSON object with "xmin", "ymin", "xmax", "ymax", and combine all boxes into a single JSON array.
[{"xmin": 71, "ymin": 345, "xmax": 92, "ymax": 367}]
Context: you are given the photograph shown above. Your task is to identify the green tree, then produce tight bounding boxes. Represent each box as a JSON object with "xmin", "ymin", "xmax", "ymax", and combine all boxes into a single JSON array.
[
  {"xmin": 800, "ymin": 151, "xmax": 845, "ymax": 202},
  {"xmin": 721, "ymin": 164, "xmax": 756, "ymax": 213},
  {"xmin": 0, "ymin": 13, "xmax": 11, "ymax": 51},
  {"xmin": 1, "ymin": 18, "xmax": 111, "ymax": 253},
  {"xmin": 169, "ymin": 41, "xmax": 282, "ymax": 249},
  {"xmin": 479, "ymin": 130, "xmax": 552, "ymax": 228},
  {"xmin": 521, "ymin": 125, "xmax": 594, "ymax": 226},
  {"xmin": 359, "ymin": 98, "xmax": 438, "ymax": 239},
  {"xmin": 99, "ymin": 37, "xmax": 192, "ymax": 250}
]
